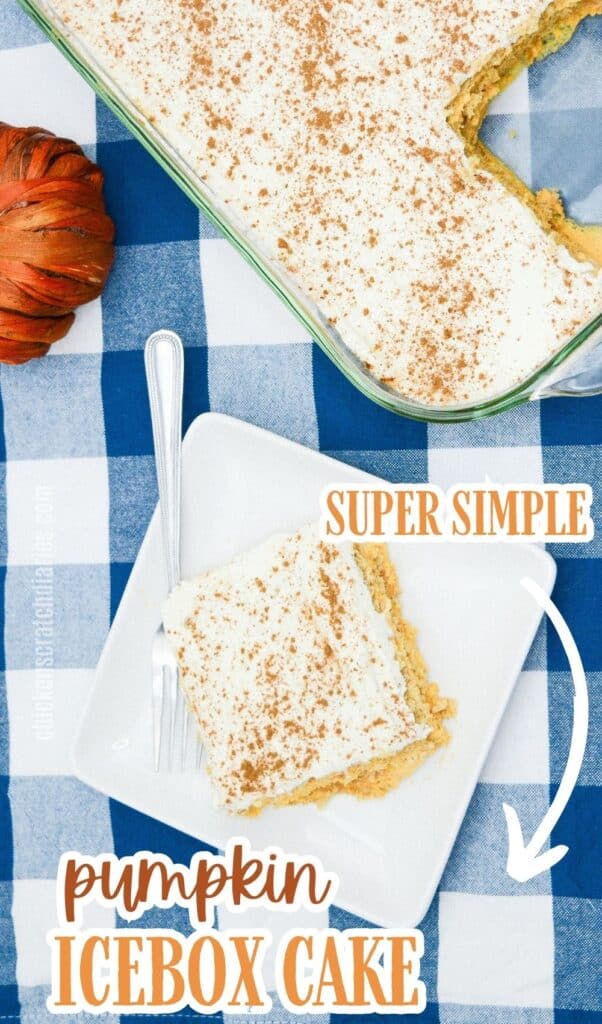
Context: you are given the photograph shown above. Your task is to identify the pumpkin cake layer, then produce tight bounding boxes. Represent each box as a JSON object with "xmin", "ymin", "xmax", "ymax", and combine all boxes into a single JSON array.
[
  {"xmin": 45, "ymin": 0, "xmax": 601, "ymax": 406},
  {"xmin": 162, "ymin": 525, "xmax": 454, "ymax": 815}
]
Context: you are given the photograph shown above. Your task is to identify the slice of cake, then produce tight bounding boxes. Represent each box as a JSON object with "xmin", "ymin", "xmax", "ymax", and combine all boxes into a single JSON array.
[{"xmin": 163, "ymin": 524, "xmax": 454, "ymax": 815}]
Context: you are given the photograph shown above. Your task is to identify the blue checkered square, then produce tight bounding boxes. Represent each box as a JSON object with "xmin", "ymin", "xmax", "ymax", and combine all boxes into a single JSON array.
[
  {"xmin": 336, "ymin": 1010, "xmax": 440, "ymax": 1024},
  {"xmin": 548, "ymin": 560, "xmax": 602, "ymax": 671},
  {"xmin": 530, "ymin": 107, "xmax": 602, "ymax": 217},
  {"xmin": 441, "ymin": 784, "xmax": 552, "ymax": 896},
  {"xmin": 325, "ymin": 448, "xmax": 428, "ymax": 483},
  {"xmin": 103, "ymin": 348, "xmax": 209, "ymax": 457},
  {"xmin": 543, "ymin": 446, "xmax": 602, "ymax": 559},
  {"xmin": 0, "ymin": 882, "xmax": 17, "ymax": 985},
  {"xmin": 554, "ymin": 897, "xmax": 602, "ymax": 1011},
  {"xmin": 312, "ymin": 346, "xmax": 427, "ymax": 451},
  {"xmin": 541, "ymin": 396, "xmax": 602, "ymax": 448},
  {"xmin": 107, "ymin": 456, "xmax": 157, "ymax": 563},
  {"xmin": 0, "ymin": 786, "xmax": 11, "ymax": 884},
  {"xmin": 555, "ymin": 1012, "xmax": 602, "ymax": 1023},
  {"xmin": 4, "ymin": 565, "xmax": 109, "ymax": 670},
  {"xmin": 95, "ymin": 96, "xmax": 131, "ymax": 144},
  {"xmin": 97, "ymin": 139, "xmax": 201, "ymax": 245},
  {"xmin": 102, "ymin": 350, "xmax": 153, "ymax": 457},
  {"xmin": 523, "ymin": 619, "xmax": 548, "ymax": 672},
  {"xmin": 9, "ymin": 777, "xmax": 112, "ymax": 879},
  {"xmin": 116, "ymin": 901, "xmax": 194, "ymax": 936},
  {"xmin": 109, "ymin": 562, "xmax": 132, "ymax": 622},
  {"xmin": 328, "ymin": 906, "xmax": 373, "ymax": 930},
  {"xmin": 0, "ymin": 0, "xmax": 42, "ymax": 47},
  {"xmin": 0, "ymin": 985, "xmax": 19, "ymax": 1021},
  {"xmin": 110, "ymin": 798, "xmax": 216, "ymax": 861},
  {"xmin": 549, "ymin": 672, "xmax": 601, "ymax": 786},
  {"xmin": 102, "ymin": 242, "xmax": 207, "ymax": 352},
  {"xmin": 182, "ymin": 348, "xmax": 210, "ymax": 434},
  {"xmin": 550, "ymin": 785, "xmax": 602, "ymax": 899},
  {"xmin": 440, "ymin": 1008, "xmax": 552, "ymax": 1024},
  {"xmin": 208, "ymin": 343, "xmax": 319, "ymax": 448},
  {"xmin": 428, "ymin": 400, "xmax": 542, "ymax": 450},
  {"xmin": 529, "ymin": 15, "xmax": 602, "ymax": 112},
  {"xmin": 1, "ymin": 356, "xmax": 105, "ymax": 461},
  {"xmin": 199, "ymin": 211, "xmax": 223, "ymax": 240},
  {"xmin": 418, "ymin": 893, "xmax": 440, "ymax": 1013}
]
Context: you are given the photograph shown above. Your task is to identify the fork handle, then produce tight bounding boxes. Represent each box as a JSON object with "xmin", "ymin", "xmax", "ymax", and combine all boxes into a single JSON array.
[{"xmin": 144, "ymin": 330, "xmax": 184, "ymax": 593}]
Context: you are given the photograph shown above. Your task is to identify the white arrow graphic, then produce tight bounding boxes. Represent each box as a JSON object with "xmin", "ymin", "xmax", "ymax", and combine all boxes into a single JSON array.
[{"xmin": 503, "ymin": 576, "xmax": 589, "ymax": 883}]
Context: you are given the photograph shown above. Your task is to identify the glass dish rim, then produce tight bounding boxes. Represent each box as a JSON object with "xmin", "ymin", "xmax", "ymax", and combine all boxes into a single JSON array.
[{"xmin": 18, "ymin": 0, "xmax": 602, "ymax": 424}]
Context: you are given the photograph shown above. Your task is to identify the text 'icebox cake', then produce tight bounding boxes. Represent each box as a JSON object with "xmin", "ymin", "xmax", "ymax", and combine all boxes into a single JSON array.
[
  {"xmin": 36, "ymin": 0, "xmax": 602, "ymax": 407},
  {"xmin": 163, "ymin": 524, "xmax": 454, "ymax": 815}
]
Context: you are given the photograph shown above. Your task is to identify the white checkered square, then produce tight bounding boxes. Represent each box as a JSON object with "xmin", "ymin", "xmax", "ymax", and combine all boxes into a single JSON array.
[
  {"xmin": 201, "ymin": 238, "xmax": 309, "ymax": 347},
  {"xmin": 49, "ymin": 300, "xmax": 104, "ymax": 357},
  {"xmin": 488, "ymin": 69, "xmax": 531, "ymax": 115},
  {"xmin": 480, "ymin": 671, "xmax": 550, "ymax": 785},
  {"xmin": 19, "ymin": 985, "xmax": 120, "ymax": 1024},
  {"xmin": 0, "ymin": 42, "xmax": 96, "ymax": 143},
  {"xmin": 438, "ymin": 893, "xmax": 554, "ymax": 1008},
  {"xmin": 428, "ymin": 445, "xmax": 543, "ymax": 489},
  {"xmin": 6, "ymin": 669, "xmax": 95, "ymax": 776},
  {"xmin": 6, "ymin": 458, "xmax": 109, "ymax": 566},
  {"xmin": 13, "ymin": 878, "xmax": 115, "ymax": 987}
]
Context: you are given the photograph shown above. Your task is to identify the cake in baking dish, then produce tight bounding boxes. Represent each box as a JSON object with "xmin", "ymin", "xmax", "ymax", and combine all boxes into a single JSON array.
[
  {"xmin": 46, "ymin": 0, "xmax": 601, "ymax": 405},
  {"xmin": 162, "ymin": 524, "xmax": 454, "ymax": 815}
]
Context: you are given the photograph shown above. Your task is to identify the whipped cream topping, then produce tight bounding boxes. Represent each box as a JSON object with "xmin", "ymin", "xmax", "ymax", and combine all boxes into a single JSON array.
[
  {"xmin": 46, "ymin": 0, "xmax": 601, "ymax": 406},
  {"xmin": 163, "ymin": 524, "xmax": 428, "ymax": 812}
]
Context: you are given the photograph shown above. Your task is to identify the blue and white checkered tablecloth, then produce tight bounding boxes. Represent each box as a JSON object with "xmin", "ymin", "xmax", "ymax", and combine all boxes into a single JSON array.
[{"xmin": 0, "ymin": 2, "xmax": 600, "ymax": 1021}]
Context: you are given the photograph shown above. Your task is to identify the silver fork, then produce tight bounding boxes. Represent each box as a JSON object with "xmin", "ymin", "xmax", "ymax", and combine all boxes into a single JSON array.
[{"xmin": 144, "ymin": 329, "xmax": 197, "ymax": 771}]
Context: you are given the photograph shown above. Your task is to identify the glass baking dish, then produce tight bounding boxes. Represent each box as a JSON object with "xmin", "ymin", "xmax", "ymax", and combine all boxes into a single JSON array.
[{"xmin": 18, "ymin": 0, "xmax": 602, "ymax": 423}]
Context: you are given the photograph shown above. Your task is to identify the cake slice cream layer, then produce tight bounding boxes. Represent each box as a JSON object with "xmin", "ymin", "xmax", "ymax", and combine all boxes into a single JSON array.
[
  {"xmin": 41, "ymin": 0, "xmax": 601, "ymax": 407},
  {"xmin": 163, "ymin": 525, "xmax": 453, "ymax": 815}
]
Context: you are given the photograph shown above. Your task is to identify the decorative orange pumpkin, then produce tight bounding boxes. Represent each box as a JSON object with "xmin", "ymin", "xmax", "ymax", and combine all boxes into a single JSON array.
[{"xmin": 0, "ymin": 122, "xmax": 115, "ymax": 364}]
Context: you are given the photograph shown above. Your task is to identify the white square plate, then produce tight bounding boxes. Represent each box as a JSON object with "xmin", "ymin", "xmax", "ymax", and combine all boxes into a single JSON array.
[{"xmin": 74, "ymin": 413, "xmax": 556, "ymax": 927}]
